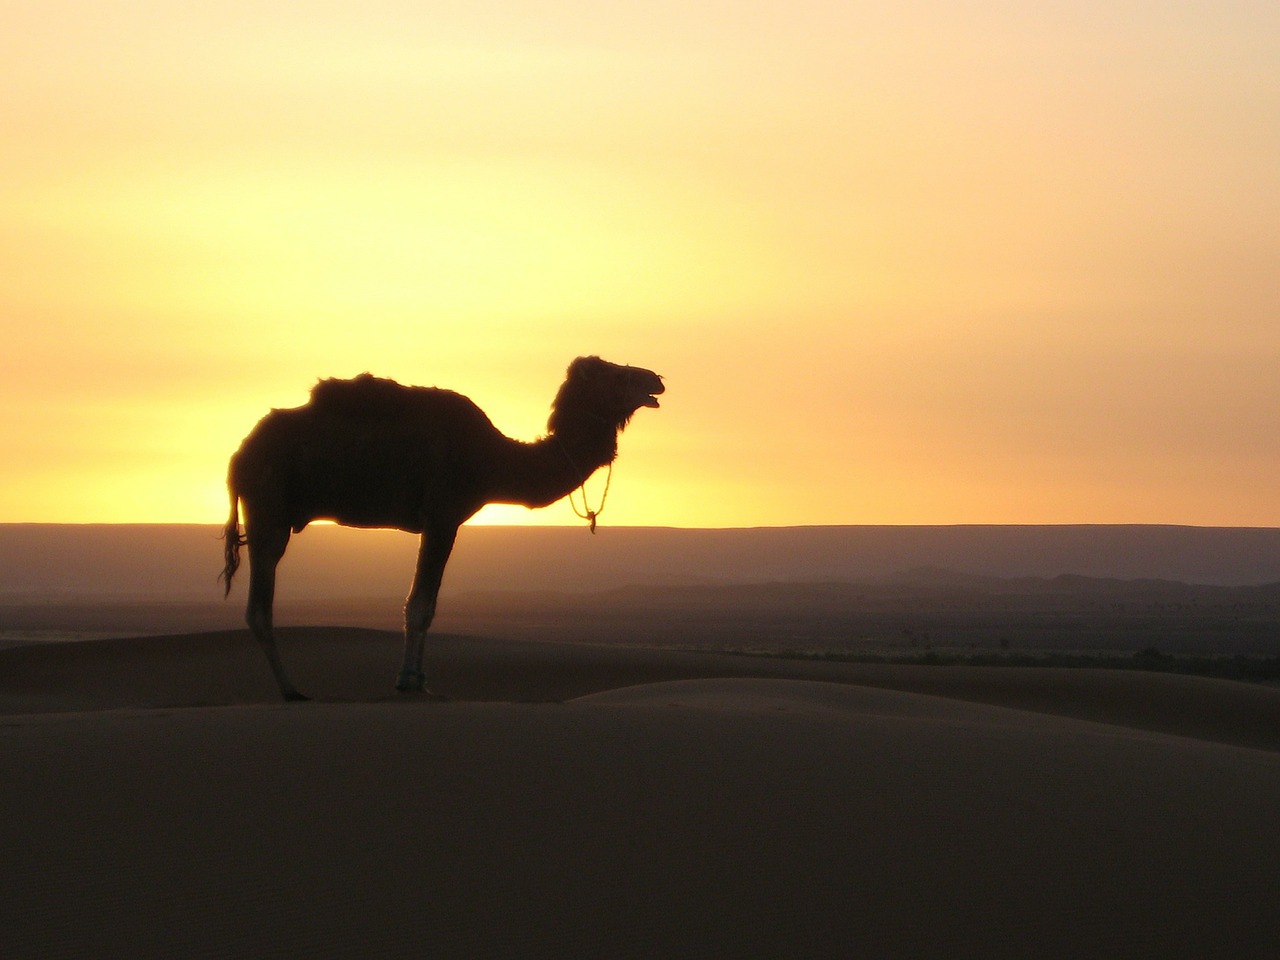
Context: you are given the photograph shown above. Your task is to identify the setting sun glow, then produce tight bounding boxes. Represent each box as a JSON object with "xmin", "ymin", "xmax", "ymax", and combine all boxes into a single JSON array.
[{"xmin": 3, "ymin": 1, "xmax": 1277, "ymax": 526}]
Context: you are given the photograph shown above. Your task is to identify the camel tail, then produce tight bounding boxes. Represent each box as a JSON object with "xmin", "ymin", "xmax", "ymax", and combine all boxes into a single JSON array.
[{"xmin": 219, "ymin": 477, "xmax": 245, "ymax": 598}]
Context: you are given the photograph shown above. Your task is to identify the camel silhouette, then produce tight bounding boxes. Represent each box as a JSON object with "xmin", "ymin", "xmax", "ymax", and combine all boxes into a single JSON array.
[{"xmin": 220, "ymin": 355, "xmax": 664, "ymax": 700}]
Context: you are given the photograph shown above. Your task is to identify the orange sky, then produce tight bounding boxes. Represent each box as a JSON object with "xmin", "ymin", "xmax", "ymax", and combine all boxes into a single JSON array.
[{"xmin": 2, "ymin": 1, "xmax": 1277, "ymax": 526}]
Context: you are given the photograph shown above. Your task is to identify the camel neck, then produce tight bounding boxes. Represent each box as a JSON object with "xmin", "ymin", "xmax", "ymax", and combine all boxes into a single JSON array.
[{"xmin": 488, "ymin": 424, "xmax": 617, "ymax": 510}]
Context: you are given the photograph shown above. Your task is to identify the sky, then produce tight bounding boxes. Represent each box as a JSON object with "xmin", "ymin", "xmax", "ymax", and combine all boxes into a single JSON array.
[{"xmin": 2, "ymin": 0, "xmax": 1277, "ymax": 527}]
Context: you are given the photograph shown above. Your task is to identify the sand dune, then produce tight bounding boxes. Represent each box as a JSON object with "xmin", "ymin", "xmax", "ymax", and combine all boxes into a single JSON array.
[
  {"xmin": 2, "ymin": 630, "xmax": 1278, "ymax": 959},
  {"xmin": 4, "ymin": 628, "xmax": 1278, "ymax": 750}
]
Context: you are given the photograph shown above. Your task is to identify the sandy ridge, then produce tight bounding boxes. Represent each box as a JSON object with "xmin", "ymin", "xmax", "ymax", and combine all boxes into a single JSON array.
[{"xmin": 1, "ymin": 628, "xmax": 1278, "ymax": 751}]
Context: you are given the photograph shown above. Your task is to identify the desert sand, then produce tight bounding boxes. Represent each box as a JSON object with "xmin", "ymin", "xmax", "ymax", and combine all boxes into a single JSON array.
[{"xmin": 2, "ymin": 628, "xmax": 1278, "ymax": 959}]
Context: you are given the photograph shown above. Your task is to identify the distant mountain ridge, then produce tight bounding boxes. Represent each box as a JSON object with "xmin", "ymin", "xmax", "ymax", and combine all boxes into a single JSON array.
[
  {"xmin": 1, "ymin": 523, "xmax": 1279, "ymax": 601},
  {"xmin": 4, "ymin": 531, "xmax": 1278, "ymax": 655},
  {"xmin": 876, "ymin": 566, "xmax": 1280, "ymax": 596}
]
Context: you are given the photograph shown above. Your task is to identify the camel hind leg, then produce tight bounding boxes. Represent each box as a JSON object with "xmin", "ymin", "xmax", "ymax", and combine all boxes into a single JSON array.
[{"xmin": 244, "ymin": 519, "xmax": 307, "ymax": 701}]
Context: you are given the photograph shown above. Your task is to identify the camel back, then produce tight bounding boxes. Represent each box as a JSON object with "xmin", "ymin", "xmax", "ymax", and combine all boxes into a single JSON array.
[{"xmin": 309, "ymin": 374, "xmax": 439, "ymax": 420}]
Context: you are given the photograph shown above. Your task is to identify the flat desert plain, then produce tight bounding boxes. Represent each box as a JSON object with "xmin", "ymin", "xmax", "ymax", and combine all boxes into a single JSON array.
[{"xmin": 2, "ymin": 627, "xmax": 1278, "ymax": 959}]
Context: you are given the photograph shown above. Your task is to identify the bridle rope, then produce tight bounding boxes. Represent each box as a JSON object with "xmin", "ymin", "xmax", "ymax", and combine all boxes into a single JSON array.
[{"xmin": 557, "ymin": 438, "xmax": 612, "ymax": 534}]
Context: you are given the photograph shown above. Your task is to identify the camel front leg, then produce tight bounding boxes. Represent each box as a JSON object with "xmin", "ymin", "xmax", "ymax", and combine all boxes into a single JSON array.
[{"xmin": 397, "ymin": 524, "xmax": 458, "ymax": 693}]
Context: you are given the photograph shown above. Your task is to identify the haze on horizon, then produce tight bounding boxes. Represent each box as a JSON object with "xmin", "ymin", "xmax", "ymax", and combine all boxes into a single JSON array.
[{"xmin": 2, "ymin": 1, "xmax": 1277, "ymax": 528}]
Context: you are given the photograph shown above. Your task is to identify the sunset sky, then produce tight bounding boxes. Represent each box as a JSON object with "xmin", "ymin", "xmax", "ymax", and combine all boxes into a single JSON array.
[{"xmin": 3, "ymin": 1, "xmax": 1277, "ymax": 527}]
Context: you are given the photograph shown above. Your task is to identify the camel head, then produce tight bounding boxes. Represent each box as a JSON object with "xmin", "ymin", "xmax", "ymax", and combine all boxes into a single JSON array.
[{"xmin": 550, "ymin": 356, "xmax": 665, "ymax": 432}]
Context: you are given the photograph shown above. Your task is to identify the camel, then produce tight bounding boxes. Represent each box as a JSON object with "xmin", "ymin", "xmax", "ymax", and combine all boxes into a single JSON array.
[{"xmin": 220, "ymin": 355, "xmax": 664, "ymax": 701}]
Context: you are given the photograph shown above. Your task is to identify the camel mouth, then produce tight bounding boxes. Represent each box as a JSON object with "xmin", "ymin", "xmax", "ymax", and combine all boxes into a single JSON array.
[{"xmin": 637, "ymin": 378, "xmax": 664, "ymax": 409}]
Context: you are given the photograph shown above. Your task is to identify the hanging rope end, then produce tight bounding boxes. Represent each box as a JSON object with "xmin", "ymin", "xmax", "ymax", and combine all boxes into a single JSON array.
[{"xmin": 563, "ymin": 453, "xmax": 613, "ymax": 535}]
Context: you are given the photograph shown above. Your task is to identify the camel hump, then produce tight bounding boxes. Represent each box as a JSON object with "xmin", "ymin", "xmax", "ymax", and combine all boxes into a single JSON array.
[{"xmin": 309, "ymin": 373, "xmax": 420, "ymax": 419}]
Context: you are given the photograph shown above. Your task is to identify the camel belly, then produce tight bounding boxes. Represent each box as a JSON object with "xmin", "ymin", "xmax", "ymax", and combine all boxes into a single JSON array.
[
  {"xmin": 295, "ymin": 462, "xmax": 426, "ymax": 531},
  {"xmin": 291, "ymin": 447, "xmax": 481, "ymax": 532}
]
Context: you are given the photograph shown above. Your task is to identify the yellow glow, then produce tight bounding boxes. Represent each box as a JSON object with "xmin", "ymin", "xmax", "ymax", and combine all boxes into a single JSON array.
[{"xmin": 2, "ymin": 2, "xmax": 1278, "ymax": 526}]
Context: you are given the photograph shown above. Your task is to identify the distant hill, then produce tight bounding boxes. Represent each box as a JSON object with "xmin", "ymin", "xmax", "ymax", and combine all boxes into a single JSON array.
[
  {"xmin": 3, "ymin": 525, "xmax": 1278, "ymax": 656},
  {"xmin": 2, "ymin": 523, "xmax": 1279, "ymax": 601}
]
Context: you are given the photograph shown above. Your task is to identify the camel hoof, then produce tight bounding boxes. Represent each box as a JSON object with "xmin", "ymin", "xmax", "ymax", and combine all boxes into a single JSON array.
[
  {"xmin": 396, "ymin": 669, "xmax": 427, "ymax": 693},
  {"xmin": 398, "ymin": 688, "xmax": 450, "ymax": 702}
]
